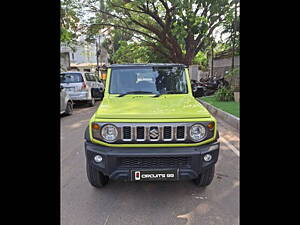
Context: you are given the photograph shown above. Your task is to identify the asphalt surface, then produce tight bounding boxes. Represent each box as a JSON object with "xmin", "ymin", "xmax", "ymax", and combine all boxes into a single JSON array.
[{"xmin": 61, "ymin": 101, "xmax": 240, "ymax": 225}]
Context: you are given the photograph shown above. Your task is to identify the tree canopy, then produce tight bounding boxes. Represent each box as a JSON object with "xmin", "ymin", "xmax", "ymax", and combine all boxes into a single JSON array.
[
  {"xmin": 61, "ymin": 0, "xmax": 239, "ymax": 66},
  {"xmin": 83, "ymin": 0, "xmax": 236, "ymax": 65},
  {"xmin": 61, "ymin": 0, "xmax": 83, "ymax": 49}
]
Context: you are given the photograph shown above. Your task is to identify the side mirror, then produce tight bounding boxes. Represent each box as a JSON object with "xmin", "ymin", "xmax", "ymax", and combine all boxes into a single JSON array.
[{"xmin": 60, "ymin": 85, "xmax": 64, "ymax": 91}]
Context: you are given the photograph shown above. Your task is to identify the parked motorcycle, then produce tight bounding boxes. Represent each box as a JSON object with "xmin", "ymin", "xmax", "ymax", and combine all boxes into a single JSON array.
[
  {"xmin": 194, "ymin": 77, "xmax": 229, "ymax": 97},
  {"xmin": 191, "ymin": 80, "xmax": 206, "ymax": 98}
]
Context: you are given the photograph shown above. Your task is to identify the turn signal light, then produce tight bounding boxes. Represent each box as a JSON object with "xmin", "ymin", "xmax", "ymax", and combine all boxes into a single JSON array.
[
  {"xmin": 207, "ymin": 122, "xmax": 214, "ymax": 130},
  {"xmin": 92, "ymin": 123, "xmax": 100, "ymax": 130}
]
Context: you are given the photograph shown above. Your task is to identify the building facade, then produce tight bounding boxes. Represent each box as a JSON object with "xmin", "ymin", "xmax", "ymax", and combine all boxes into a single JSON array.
[
  {"xmin": 60, "ymin": 34, "xmax": 110, "ymax": 72},
  {"xmin": 209, "ymin": 55, "xmax": 240, "ymax": 79}
]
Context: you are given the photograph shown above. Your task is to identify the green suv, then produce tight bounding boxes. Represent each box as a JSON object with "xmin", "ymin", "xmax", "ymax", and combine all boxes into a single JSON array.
[{"xmin": 84, "ymin": 64, "xmax": 219, "ymax": 187}]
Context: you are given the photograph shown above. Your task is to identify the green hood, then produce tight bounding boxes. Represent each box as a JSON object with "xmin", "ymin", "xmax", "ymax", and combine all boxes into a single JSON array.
[{"xmin": 95, "ymin": 95, "xmax": 211, "ymax": 119}]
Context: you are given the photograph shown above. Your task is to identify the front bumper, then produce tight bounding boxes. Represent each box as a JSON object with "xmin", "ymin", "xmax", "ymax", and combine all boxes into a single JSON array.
[{"xmin": 85, "ymin": 141, "xmax": 220, "ymax": 181}]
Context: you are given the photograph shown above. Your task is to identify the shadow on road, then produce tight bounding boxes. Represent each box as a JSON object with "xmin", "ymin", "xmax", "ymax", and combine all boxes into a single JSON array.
[{"xmin": 73, "ymin": 100, "xmax": 101, "ymax": 109}]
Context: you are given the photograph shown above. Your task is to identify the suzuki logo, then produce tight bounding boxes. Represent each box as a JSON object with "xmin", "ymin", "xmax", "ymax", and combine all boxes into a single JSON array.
[{"xmin": 149, "ymin": 127, "xmax": 159, "ymax": 139}]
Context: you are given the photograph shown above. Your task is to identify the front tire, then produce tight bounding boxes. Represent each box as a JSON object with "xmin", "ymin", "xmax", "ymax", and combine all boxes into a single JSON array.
[
  {"xmin": 193, "ymin": 165, "xmax": 215, "ymax": 187},
  {"xmin": 86, "ymin": 162, "xmax": 109, "ymax": 188},
  {"xmin": 65, "ymin": 101, "xmax": 73, "ymax": 115},
  {"xmin": 88, "ymin": 97, "xmax": 95, "ymax": 107}
]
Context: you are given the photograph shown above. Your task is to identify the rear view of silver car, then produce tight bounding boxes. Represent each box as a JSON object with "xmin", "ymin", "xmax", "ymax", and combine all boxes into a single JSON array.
[{"xmin": 60, "ymin": 72, "xmax": 104, "ymax": 106}]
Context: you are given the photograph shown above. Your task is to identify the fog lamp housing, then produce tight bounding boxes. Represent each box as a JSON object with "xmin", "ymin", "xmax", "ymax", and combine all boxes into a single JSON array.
[
  {"xmin": 94, "ymin": 155, "xmax": 103, "ymax": 163},
  {"xmin": 203, "ymin": 154, "xmax": 212, "ymax": 162}
]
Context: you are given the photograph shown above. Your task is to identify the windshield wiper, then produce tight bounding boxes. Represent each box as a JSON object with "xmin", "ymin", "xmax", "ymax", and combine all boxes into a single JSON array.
[
  {"xmin": 152, "ymin": 91, "xmax": 184, "ymax": 97},
  {"xmin": 117, "ymin": 91, "xmax": 156, "ymax": 97}
]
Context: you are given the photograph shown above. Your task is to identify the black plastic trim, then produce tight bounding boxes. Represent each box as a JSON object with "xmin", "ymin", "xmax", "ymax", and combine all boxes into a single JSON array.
[{"xmin": 84, "ymin": 140, "xmax": 220, "ymax": 181}]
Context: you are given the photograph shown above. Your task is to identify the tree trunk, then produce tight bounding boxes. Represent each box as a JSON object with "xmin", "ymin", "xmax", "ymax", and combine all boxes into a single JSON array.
[
  {"xmin": 183, "ymin": 51, "xmax": 194, "ymax": 66},
  {"xmin": 232, "ymin": 0, "xmax": 238, "ymax": 70}
]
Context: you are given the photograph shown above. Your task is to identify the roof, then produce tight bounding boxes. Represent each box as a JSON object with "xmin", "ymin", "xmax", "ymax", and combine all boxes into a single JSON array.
[
  {"xmin": 109, "ymin": 63, "xmax": 187, "ymax": 68},
  {"xmin": 61, "ymin": 71, "xmax": 84, "ymax": 74}
]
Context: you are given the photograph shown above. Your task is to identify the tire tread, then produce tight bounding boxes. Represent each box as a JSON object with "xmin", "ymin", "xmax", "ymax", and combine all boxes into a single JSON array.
[{"xmin": 193, "ymin": 165, "xmax": 215, "ymax": 187}]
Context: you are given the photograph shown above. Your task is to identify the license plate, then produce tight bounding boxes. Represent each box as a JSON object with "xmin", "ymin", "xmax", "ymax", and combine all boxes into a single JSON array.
[
  {"xmin": 132, "ymin": 169, "xmax": 178, "ymax": 181},
  {"xmin": 65, "ymin": 87, "xmax": 75, "ymax": 92}
]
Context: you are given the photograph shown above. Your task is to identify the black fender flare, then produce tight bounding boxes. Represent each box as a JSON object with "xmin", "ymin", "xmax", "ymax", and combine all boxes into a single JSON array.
[{"xmin": 84, "ymin": 126, "xmax": 91, "ymax": 142}]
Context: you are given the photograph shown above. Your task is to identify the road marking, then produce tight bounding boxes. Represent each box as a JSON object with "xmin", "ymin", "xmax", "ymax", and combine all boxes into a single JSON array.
[
  {"xmin": 103, "ymin": 215, "xmax": 110, "ymax": 225},
  {"xmin": 220, "ymin": 137, "xmax": 240, "ymax": 157}
]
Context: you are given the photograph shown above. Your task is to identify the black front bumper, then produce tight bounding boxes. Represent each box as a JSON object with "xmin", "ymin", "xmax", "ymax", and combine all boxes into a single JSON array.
[{"xmin": 85, "ymin": 141, "xmax": 220, "ymax": 181}]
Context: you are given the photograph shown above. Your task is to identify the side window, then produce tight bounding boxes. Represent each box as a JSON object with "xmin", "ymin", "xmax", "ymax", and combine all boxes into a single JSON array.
[
  {"xmin": 85, "ymin": 73, "xmax": 92, "ymax": 81},
  {"xmin": 89, "ymin": 74, "xmax": 96, "ymax": 81}
]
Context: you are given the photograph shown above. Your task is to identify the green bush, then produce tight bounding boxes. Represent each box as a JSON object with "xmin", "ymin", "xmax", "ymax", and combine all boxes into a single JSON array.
[{"xmin": 215, "ymin": 87, "xmax": 234, "ymax": 101}]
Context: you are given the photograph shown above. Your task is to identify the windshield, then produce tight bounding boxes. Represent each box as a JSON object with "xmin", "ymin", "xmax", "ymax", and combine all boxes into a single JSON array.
[
  {"xmin": 60, "ymin": 73, "xmax": 83, "ymax": 83},
  {"xmin": 109, "ymin": 67, "xmax": 188, "ymax": 95}
]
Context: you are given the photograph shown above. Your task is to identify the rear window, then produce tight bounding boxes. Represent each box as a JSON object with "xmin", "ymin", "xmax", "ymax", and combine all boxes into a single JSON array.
[{"xmin": 60, "ymin": 73, "xmax": 83, "ymax": 83}]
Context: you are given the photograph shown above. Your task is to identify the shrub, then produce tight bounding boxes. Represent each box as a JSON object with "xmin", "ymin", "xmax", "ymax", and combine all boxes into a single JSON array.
[
  {"xmin": 215, "ymin": 87, "xmax": 234, "ymax": 101},
  {"xmin": 224, "ymin": 68, "xmax": 240, "ymax": 89}
]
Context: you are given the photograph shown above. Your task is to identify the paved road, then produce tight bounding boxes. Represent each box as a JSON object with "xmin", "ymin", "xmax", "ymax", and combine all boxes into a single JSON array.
[{"xmin": 61, "ymin": 102, "xmax": 239, "ymax": 225}]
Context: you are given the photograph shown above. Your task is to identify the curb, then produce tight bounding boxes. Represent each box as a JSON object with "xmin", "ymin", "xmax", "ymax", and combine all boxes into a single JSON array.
[{"xmin": 198, "ymin": 99, "xmax": 240, "ymax": 131}]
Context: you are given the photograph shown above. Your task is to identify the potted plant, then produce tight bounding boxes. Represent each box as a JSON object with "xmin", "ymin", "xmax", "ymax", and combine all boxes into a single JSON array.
[{"xmin": 233, "ymin": 86, "xmax": 240, "ymax": 102}]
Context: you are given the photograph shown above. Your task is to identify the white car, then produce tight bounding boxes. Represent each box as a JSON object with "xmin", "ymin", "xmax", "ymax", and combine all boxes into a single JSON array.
[
  {"xmin": 60, "ymin": 85, "xmax": 73, "ymax": 115},
  {"xmin": 60, "ymin": 71, "xmax": 104, "ymax": 106}
]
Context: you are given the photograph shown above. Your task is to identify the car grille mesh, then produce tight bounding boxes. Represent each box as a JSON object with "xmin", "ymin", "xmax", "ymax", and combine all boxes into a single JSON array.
[
  {"xmin": 118, "ymin": 157, "xmax": 192, "ymax": 169},
  {"xmin": 136, "ymin": 127, "xmax": 145, "ymax": 140},
  {"xmin": 163, "ymin": 126, "xmax": 172, "ymax": 139},
  {"xmin": 176, "ymin": 126, "xmax": 185, "ymax": 139},
  {"xmin": 123, "ymin": 126, "xmax": 131, "ymax": 140}
]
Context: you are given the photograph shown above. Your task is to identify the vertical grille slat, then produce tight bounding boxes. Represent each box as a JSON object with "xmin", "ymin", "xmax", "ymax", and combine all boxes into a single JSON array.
[
  {"xmin": 163, "ymin": 126, "xmax": 172, "ymax": 140},
  {"xmin": 176, "ymin": 126, "xmax": 185, "ymax": 140},
  {"xmin": 136, "ymin": 127, "xmax": 145, "ymax": 140},
  {"xmin": 123, "ymin": 126, "xmax": 131, "ymax": 140}
]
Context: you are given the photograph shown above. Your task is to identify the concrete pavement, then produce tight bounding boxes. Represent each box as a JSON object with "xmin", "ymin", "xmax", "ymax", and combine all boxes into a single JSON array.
[{"xmin": 61, "ymin": 102, "xmax": 239, "ymax": 225}]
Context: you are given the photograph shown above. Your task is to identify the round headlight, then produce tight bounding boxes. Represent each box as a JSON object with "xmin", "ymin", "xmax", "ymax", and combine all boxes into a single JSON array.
[
  {"xmin": 190, "ymin": 124, "xmax": 207, "ymax": 142},
  {"xmin": 101, "ymin": 125, "xmax": 118, "ymax": 142}
]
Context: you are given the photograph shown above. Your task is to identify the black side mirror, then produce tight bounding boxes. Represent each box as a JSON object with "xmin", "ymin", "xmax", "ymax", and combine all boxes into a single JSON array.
[{"xmin": 60, "ymin": 85, "xmax": 64, "ymax": 91}]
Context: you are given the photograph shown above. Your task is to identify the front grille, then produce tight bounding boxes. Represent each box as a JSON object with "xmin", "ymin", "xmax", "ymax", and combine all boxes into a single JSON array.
[
  {"xmin": 94, "ymin": 122, "xmax": 214, "ymax": 144},
  {"xmin": 121, "ymin": 124, "xmax": 186, "ymax": 143},
  {"xmin": 118, "ymin": 157, "xmax": 192, "ymax": 169}
]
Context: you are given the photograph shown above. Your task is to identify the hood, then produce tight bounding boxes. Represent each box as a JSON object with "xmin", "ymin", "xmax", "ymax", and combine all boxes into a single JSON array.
[{"xmin": 95, "ymin": 95, "xmax": 211, "ymax": 119}]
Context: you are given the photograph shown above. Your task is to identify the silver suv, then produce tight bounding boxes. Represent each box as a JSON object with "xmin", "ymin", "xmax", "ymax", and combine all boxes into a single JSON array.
[
  {"xmin": 60, "ymin": 71, "xmax": 104, "ymax": 106},
  {"xmin": 60, "ymin": 85, "xmax": 73, "ymax": 115}
]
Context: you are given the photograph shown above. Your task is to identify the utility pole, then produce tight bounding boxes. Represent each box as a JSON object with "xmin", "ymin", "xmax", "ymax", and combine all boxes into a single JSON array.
[
  {"xmin": 211, "ymin": 45, "xmax": 214, "ymax": 78},
  {"xmin": 96, "ymin": 40, "xmax": 99, "ymax": 69},
  {"xmin": 96, "ymin": 35, "xmax": 101, "ymax": 77}
]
